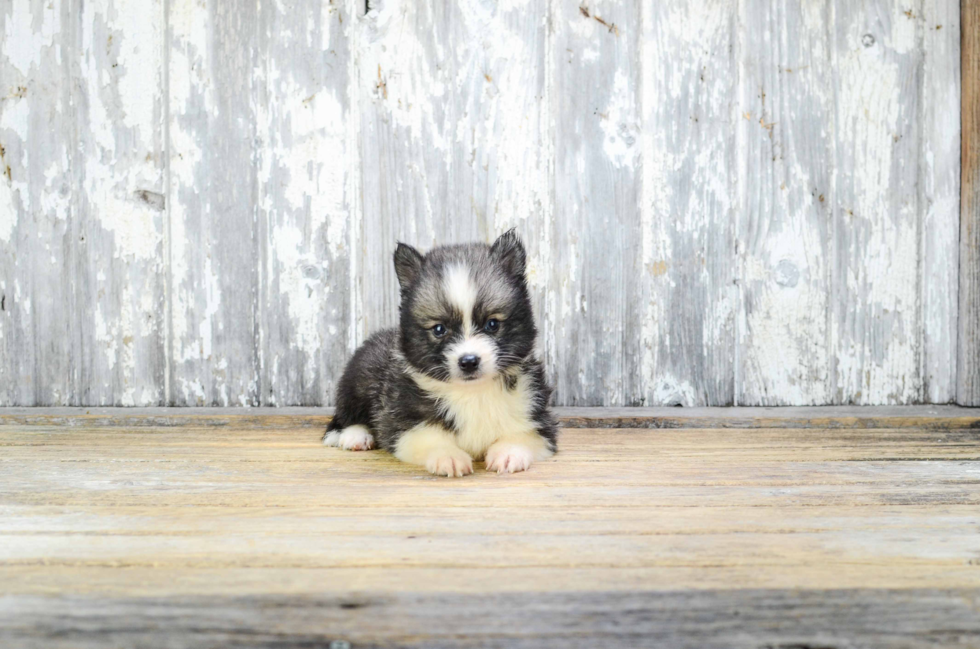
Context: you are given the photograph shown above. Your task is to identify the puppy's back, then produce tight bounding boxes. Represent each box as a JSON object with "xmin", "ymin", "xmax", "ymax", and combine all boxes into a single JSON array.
[{"xmin": 327, "ymin": 328, "xmax": 398, "ymax": 432}]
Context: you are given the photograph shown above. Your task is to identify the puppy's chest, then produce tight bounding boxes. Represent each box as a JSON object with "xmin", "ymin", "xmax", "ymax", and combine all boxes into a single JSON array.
[{"xmin": 431, "ymin": 378, "xmax": 535, "ymax": 457}]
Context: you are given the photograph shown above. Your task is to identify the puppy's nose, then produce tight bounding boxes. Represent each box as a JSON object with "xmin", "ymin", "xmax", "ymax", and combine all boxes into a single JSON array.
[{"xmin": 458, "ymin": 354, "xmax": 481, "ymax": 373}]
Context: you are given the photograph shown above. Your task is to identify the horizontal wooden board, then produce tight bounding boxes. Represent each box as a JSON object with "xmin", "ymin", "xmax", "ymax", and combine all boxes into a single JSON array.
[{"xmin": 2, "ymin": 589, "xmax": 980, "ymax": 649}]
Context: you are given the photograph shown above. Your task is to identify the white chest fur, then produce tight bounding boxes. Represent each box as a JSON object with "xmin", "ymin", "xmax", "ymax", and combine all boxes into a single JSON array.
[{"xmin": 412, "ymin": 371, "xmax": 536, "ymax": 458}]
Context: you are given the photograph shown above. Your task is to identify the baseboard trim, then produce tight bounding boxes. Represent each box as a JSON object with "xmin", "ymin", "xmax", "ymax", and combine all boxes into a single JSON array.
[{"xmin": 1, "ymin": 405, "xmax": 979, "ymax": 429}]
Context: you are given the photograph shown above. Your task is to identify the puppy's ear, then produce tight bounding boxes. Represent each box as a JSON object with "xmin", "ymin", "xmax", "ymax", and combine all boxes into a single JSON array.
[
  {"xmin": 490, "ymin": 228, "xmax": 526, "ymax": 277},
  {"xmin": 393, "ymin": 242, "xmax": 424, "ymax": 291}
]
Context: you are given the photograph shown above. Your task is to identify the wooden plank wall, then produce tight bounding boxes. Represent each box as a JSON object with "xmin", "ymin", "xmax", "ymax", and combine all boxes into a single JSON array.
[{"xmin": 0, "ymin": 0, "xmax": 966, "ymax": 407}]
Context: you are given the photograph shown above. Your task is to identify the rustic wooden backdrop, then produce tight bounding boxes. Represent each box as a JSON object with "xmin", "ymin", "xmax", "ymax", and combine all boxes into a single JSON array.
[{"xmin": 0, "ymin": 0, "xmax": 971, "ymax": 407}]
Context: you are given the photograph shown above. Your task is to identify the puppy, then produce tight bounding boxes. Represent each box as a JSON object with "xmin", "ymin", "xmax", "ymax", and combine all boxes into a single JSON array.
[{"xmin": 323, "ymin": 230, "xmax": 558, "ymax": 476}]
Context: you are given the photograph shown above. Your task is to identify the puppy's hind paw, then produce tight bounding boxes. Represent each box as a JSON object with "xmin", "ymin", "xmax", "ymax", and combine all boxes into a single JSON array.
[
  {"xmin": 323, "ymin": 425, "xmax": 376, "ymax": 451},
  {"xmin": 425, "ymin": 448, "xmax": 474, "ymax": 478},
  {"xmin": 485, "ymin": 443, "xmax": 534, "ymax": 474}
]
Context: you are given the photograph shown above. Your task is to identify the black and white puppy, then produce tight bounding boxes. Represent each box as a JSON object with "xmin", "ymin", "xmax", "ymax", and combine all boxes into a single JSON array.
[{"xmin": 323, "ymin": 230, "xmax": 558, "ymax": 477}]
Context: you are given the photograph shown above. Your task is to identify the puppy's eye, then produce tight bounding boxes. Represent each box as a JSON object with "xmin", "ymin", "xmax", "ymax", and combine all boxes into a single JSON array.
[
  {"xmin": 484, "ymin": 318, "xmax": 500, "ymax": 334},
  {"xmin": 431, "ymin": 324, "xmax": 447, "ymax": 338}
]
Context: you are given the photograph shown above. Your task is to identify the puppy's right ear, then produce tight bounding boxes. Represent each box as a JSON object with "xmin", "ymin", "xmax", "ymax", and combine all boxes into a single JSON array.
[{"xmin": 393, "ymin": 243, "xmax": 424, "ymax": 291}]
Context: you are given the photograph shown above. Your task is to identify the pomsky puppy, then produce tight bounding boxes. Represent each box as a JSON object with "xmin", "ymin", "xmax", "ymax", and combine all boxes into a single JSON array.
[{"xmin": 323, "ymin": 230, "xmax": 558, "ymax": 477}]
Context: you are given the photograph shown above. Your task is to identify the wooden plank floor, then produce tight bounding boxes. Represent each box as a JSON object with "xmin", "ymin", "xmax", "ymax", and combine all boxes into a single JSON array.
[{"xmin": 1, "ymin": 411, "xmax": 980, "ymax": 647}]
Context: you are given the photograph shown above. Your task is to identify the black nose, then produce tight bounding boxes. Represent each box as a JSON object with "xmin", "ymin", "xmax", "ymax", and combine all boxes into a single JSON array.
[{"xmin": 458, "ymin": 355, "xmax": 480, "ymax": 372}]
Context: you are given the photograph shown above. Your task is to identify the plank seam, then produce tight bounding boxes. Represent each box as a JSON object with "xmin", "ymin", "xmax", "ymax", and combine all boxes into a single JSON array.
[
  {"xmin": 959, "ymin": 0, "xmax": 980, "ymax": 404},
  {"xmin": 65, "ymin": 0, "xmax": 80, "ymax": 407},
  {"xmin": 347, "ymin": 0, "xmax": 363, "ymax": 380},
  {"xmin": 163, "ymin": 0, "xmax": 173, "ymax": 407},
  {"xmin": 251, "ymin": 4, "xmax": 262, "ymax": 408},
  {"xmin": 732, "ymin": 0, "xmax": 745, "ymax": 408},
  {"xmin": 916, "ymin": 0, "xmax": 926, "ymax": 403},
  {"xmin": 828, "ymin": 0, "xmax": 841, "ymax": 405}
]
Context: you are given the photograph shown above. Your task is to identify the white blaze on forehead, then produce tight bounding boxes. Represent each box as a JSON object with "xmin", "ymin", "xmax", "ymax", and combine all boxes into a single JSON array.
[
  {"xmin": 441, "ymin": 262, "xmax": 501, "ymax": 381},
  {"xmin": 443, "ymin": 263, "xmax": 477, "ymax": 332}
]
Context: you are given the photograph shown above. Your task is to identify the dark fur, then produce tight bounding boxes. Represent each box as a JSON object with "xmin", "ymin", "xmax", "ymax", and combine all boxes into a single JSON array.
[{"xmin": 325, "ymin": 231, "xmax": 558, "ymax": 454}]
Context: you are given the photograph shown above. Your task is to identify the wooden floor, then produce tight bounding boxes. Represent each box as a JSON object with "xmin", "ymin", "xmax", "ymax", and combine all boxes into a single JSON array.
[{"xmin": 2, "ymin": 409, "xmax": 980, "ymax": 648}]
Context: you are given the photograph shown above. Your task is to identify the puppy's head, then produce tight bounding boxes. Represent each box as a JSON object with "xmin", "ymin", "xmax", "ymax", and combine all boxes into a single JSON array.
[{"xmin": 394, "ymin": 229, "xmax": 536, "ymax": 384}]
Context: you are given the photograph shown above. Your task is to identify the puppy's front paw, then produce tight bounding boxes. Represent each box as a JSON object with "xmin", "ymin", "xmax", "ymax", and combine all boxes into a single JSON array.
[
  {"xmin": 485, "ymin": 443, "xmax": 534, "ymax": 474},
  {"xmin": 323, "ymin": 425, "xmax": 376, "ymax": 451},
  {"xmin": 425, "ymin": 448, "xmax": 473, "ymax": 477}
]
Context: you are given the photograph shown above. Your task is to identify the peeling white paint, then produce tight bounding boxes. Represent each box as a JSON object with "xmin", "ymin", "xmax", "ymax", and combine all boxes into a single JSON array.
[
  {"xmin": 599, "ymin": 69, "xmax": 639, "ymax": 168},
  {"xmin": 0, "ymin": 173, "xmax": 18, "ymax": 243},
  {"xmin": 271, "ymin": 223, "xmax": 324, "ymax": 380},
  {"xmin": 0, "ymin": 93, "xmax": 29, "ymax": 243},
  {"xmin": 92, "ymin": 190, "xmax": 162, "ymax": 259},
  {"xmin": 362, "ymin": 3, "xmax": 450, "ymax": 154},
  {"xmin": 834, "ymin": 9, "xmax": 922, "ymax": 404},
  {"xmin": 4, "ymin": 0, "xmax": 60, "ymax": 75},
  {"xmin": 179, "ymin": 378, "xmax": 206, "ymax": 405},
  {"xmin": 734, "ymin": 0, "xmax": 837, "ymax": 406},
  {"xmin": 653, "ymin": 376, "xmax": 698, "ymax": 407},
  {"xmin": 639, "ymin": 0, "xmax": 737, "ymax": 406},
  {"xmin": 199, "ymin": 255, "xmax": 220, "ymax": 362}
]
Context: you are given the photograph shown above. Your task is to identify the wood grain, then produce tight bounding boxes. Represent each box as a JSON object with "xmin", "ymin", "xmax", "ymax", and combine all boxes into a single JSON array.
[
  {"xmin": 919, "ymin": 0, "xmax": 960, "ymax": 403},
  {"xmin": 641, "ymin": 0, "xmax": 738, "ymax": 407},
  {"xmin": 551, "ymin": 0, "xmax": 642, "ymax": 406},
  {"xmin": 355, "ymin": 0, "xmax": 551, "ymax": 343},
  {"xmin": 73, "ymin": 0, "xmax": 168, "ymax": 406},
  {"xmin": 737, "ymin": 0, "xmax": 834, "ymax": 405},
  {"xmin": 448, "ymin": 0, "xmax": 553, "ymax": 397},
  {"xmin": 1, "ymin": 419, "xmax": 979, "ymax": 646},
  {"xmin": 2, "ymin": 589, "xmax": 979, "ymax": 649},
  {"xmin": 356, "ymin": 0, "xmax": 454, "ymax": 336},
  {"xmin": 255, "ymin": 0, "xmax": 354, "ymax": 406},
  {"xmin": 0, "ymin": 0, "xmax": 74, "ymax": 405},
  {"xmin": 833, "ymin": 1, "xmax": 923, "ymax": 404},
  {"xmin": 167, "ymin": 0, "xmax": 261, "ymax": 406},
  {"xmin": 960, "ymin": 0, "xmax": 980, "ymax": 405}
]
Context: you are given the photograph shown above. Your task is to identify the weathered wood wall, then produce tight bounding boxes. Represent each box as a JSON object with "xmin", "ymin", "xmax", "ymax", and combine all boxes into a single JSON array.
[{"xmin": 0, "ymin": 0, "xmax": 966, "ymax": 407}]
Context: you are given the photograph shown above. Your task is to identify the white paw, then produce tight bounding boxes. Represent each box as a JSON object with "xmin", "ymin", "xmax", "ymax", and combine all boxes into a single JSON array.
[
  {"xmin": 323, "ymin": 425, "xmax": 375, "ymax": 451},
  {"xmin": 485, "ymin": 443, "xmax": 534, "ymax": 474},
  {"xmin": 425, "ymin": 448, "xmax": 474, "ymax": 477}
]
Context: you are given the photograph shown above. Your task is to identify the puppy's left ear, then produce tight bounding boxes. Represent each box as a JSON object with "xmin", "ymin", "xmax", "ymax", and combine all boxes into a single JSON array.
[
  {"xmin": 394, "ymin": 242, "xmax": 424, "ymax": 291},
  {"xmin": 490, "ymin": 228, "xmax": 527, "ymax": 277}
]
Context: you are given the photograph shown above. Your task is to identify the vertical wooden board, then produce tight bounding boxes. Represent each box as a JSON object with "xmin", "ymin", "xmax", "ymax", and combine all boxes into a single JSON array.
[
  {"xmin": 0, "ymin": 0, "xmax": 74, "ymax": 405},
  {"xmin": 832, "ymin": 0, "xmax": 922, "ymax": 404},
  {"xmin": 255, "ymin": 0, "xmax": 353, "ymax": 406},
  {"xmin": 641, "ymin": 0, "xmax": 737, "ymax": 406},
  {"xmin": 736, "ymin": 0, "xmax": 834, "ymax": 405},
  {"xmin": 959, "ymin": 0, "xmax": 980, "ymax": 406},
  {"xmin": 356, "ymin": 0, "xmax": 454, "ymax": 336},
  {"xmin": 919, "ymin": 0, "xmax": 959, "ymax": 403},
  {"xmin": 448, "ymin": 0, "xmax": 553, "ymax": 390},
  {"xmin": 72, "ymin": 0, "xmax": 167, "ymax": 405},
  {"xmin": 168, "ymin": 0, "xmax": 260, "ymax": 406},
  {"xmin": 552, "ymin": 0, "xmax": 642, "ymax": 406},
  {"xmin": 450, "ymin": 0, "xmax": 552, "ymax": 322},
  {"xmin": 356, "ymin": 0, "xmax": 553, "ymax": 384}
]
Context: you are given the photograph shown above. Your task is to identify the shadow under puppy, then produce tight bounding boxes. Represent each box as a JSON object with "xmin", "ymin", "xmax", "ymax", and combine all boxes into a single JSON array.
[{"xmin": 323, "ymin": 230, "xmax": 558, "ymax": 476}]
